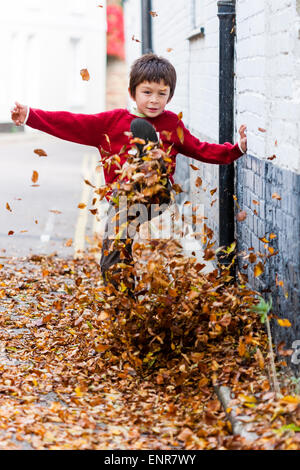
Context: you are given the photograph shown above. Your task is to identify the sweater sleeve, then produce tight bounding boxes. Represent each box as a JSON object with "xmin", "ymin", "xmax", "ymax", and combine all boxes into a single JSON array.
[
  {"xmin": 26, "ymin": 108, "xmax": 116, "ymax": 147},
  {"xmin": 174, "ymin": 120, "xmax": 244, "ymax": 165}
]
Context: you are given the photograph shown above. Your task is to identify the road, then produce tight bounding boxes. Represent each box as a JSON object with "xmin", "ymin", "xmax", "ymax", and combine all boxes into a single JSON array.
[{"xmin": 0, "ymin": 130, "xmax": 108, "ymax": 260}]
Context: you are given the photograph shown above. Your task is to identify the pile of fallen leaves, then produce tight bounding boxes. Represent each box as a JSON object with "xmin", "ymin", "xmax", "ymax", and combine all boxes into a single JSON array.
[
  {"xmin": 97, "ymin": 238, "xmax": 265, "ymax": 383},
  {"xmin": 0, "ymin": 248, "xmax": 299, "ymax": 450}
]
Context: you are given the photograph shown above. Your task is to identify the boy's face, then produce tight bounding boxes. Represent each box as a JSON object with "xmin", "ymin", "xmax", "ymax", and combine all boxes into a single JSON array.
[{"xmin": 130, "ymin": 80, "xmax": 171, "ymax": 118}]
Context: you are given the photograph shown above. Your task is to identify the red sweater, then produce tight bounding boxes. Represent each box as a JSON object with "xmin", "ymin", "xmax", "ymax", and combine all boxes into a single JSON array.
[{"xmin": 26, "ymin": 107, "xmax": 243, "ymax": 187}]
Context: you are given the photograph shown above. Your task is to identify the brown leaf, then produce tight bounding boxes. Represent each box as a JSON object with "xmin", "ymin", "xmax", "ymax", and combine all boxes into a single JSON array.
[
  {"xmin": 255, "ymin": 348, "xmax": 265, "ymax": 369},
  {"xmin": 248, "ymin": 252, "xmax": 257, "ymax": 263},
  {"xmin": 195, "ymin": 176, "xmax": 202, "ymax": 187},
  {"xmin": 49, "ymin": 209, "xmax": 62, "ymax": 214},
  {"xmin": 177, "ymin": 428, "xmax": 194, "ymax": 442},
  {"xmin": 258, "ymin": 127, "xmax": 266, "ymax": 132},
  {"xmin": 278, "ymin": 341, "xmax": 294, "ymax": 356},
  {"xmin": 132, "ymin": 35, "xmax": 141, "ymax": 43},
  {"xmin": 8, "ymin": 230, "xmax": 14, "ymax": 236},
  {"xmin": 149, "ymin": 11, "xmax": 158, "ymax": 17},
  {"xmin": 84, "ymin": 179, "xmax": 95, "ymax": 188},
  {"xmin": 236, "ymin": 210, "xmax": 247, "ymax": 221},
  {"xmin": 172, "ymin": 183, "xmax": 183, "ymax": 194},
  {"xmin": 80, "ymin": 68, "xmax": 90, "ymax": 81},
  {"xmin": 267, "ymin": 154, "xmax": 276, "ymax": 160},
  {"xmin": 34, "ymin": 148, "xmax": 47, "ymax": 157},
  {"xmin": 6, "ymin": 202, "xmax": 12, "ymax": 212},
  {"xmin": 203, "ymin": 248, "xmax": 215, "ymax": 261},
  {"xmin": 190, "ymin": 164, "xmax": 199, "ymax": 171}
]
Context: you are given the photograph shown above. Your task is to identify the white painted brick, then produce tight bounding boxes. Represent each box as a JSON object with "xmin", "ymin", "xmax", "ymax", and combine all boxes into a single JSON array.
[{"xmin": 123, "ymin": 0, "xmax": 300, "ymax": 174}]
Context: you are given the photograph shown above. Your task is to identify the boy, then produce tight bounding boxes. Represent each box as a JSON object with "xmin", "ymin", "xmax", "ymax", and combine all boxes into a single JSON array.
[{"xmin": 11, "ymin": 53, "xmax": 247, "ymax": 295}]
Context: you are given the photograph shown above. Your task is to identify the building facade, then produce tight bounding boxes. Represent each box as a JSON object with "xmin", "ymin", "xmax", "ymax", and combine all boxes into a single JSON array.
[
  {"xmin": 0, "ymin": 0, "xmax": 107, "ymax": 131},
  {"xmin": 123, "ymin": 0, "xmax": 300, "ymax": 372}
]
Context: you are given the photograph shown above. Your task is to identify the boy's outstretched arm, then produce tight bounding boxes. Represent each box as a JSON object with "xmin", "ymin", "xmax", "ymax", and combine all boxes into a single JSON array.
[
  {"xmin": 175, "ymin": 120, "xmax": 247, "ymax": 165},
  {"xmin": 10, "ymin": 102, "xmax": 111, "ymax": 148}
]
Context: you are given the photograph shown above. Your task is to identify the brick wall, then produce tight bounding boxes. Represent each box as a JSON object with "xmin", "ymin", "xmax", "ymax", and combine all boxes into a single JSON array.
[{"xmin": 235, "ymin": 0, "xmax": 300, "ymax": 371}]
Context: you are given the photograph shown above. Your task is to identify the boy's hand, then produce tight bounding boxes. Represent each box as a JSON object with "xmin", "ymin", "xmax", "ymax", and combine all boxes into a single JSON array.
[
  {"xmin": 239, "ymin": 124, "xmax": 247, "ymax": 153},
  {"xmin": 11, "ymin": 101, "xmax": 28, "ymax": 126}
]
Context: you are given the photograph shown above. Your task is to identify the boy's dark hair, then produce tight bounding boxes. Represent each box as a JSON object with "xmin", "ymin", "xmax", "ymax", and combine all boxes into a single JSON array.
[{"xmin": 129, "ymin": 53, "xmax": 177, "ymax": 101}]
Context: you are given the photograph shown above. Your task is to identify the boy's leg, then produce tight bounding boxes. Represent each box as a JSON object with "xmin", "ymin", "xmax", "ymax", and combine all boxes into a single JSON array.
[
  {"xmin": 100, "ymin": 186, "xmax": 172, "ymax": 296},
  {"xmin": 100, "ymin": 197, "xmax": 135, "ymax": 294}
]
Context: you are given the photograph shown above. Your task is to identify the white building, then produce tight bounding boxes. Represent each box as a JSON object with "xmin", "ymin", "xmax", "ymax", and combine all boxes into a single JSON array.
[{"xmin": 0, "ymin": 0, "xmax": 107, "ymax": 130}]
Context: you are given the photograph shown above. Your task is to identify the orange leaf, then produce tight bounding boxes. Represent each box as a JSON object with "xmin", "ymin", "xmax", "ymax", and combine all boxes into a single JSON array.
[
  {"xmin": 272, "ymin": 192, "xmax": 281, "ymax": 200},
  {"xmin": 254, "ymin": 262, "xmax": 264, "ymax": 277},
  {"xmin": 210, "ymin": 188, "xmax": 217, "ymax": 196},
  {"xmin": 75, "ymin": 386, "xmax": 83, "ymax": 397},
  {"xmin": 95, "ymin": 344, "xmax": 110, "ymax": 353},
  {"xmin": 238, "ymin": 338, "xmax": 246, "ymax": 357},
  {"xmin": 277, "ymin": 318, "xmax": 291, "ymax": 327},
  {"xmin": 6, "ymin": 202, "xmax": 12, "ymax": 212},
  {"xmin": 34, "ymin": 148, "xmax": 47, "ymax": 157},
  {"xmin": 78, "ymin": 203, "xmax": 86, "ymax": 209},
  {"xmin": 166, "ymin": 47, "xmax": 174, "ymax": 52},
  {"xmin": 31, "ymin": 170, "xmax": 39, "ymax": 183},
  {"xmin": 80, "ymin": 68, "xmax": 90, "ymax": 81},
  {"xmin": 149, "ymin": 11, "xmax": 158, "ymax": 17},
  {"xmin": 176, "ymin": 126, "xmax": 184, "ymax": 144}
]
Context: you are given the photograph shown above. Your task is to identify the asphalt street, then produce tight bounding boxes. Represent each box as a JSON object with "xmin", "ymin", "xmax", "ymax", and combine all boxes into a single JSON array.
[{"xmin": 0, "ymin": 130, "xmax": 108, "ymax": 260}]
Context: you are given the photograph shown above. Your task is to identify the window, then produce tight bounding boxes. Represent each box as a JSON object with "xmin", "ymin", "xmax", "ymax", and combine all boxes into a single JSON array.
[
  {"xmin": 188, "ymin": 0, "xmax": 205, "ymax": 40},
  {"xmin": 193, "ymin": 0, "xmax": 204, "ymax": 29}
]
